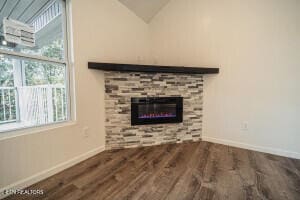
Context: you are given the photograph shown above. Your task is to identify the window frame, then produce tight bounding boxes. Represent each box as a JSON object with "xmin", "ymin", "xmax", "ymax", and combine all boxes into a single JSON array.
[{"xmin": 0, "ymin": 0, "xmax": 75, "ymax": 134}]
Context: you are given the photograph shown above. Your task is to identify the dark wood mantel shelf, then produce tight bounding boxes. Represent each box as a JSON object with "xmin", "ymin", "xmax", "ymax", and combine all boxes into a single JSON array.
[{"xmin": 88, "ymin": 62, "xmax": 219, "ymax": 74}]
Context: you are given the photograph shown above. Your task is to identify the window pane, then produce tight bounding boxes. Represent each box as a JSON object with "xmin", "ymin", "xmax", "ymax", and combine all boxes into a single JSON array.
[
  {"xmin": 0, "ymin": 56, "xmax": 14, "ymax": 87},
  {"xmin": 0, "ymin": 55, "xmax": 68, "ymax": 132},
  {"xmin": 0, "ymin": 56, "xmax": 16, "ymax": 123},
  {"xmin": 24, "ymin": 60, "xmax": 66, "ymax": 86},
  {"xmin": 0, "ymin": 0, "xmax": 65, "ymax": 61}
]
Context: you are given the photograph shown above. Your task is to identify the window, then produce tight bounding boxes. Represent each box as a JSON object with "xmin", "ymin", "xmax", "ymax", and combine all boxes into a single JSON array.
[{"xmin": 0, "ymin": 0, "xmax": 70, "ymax": 132}]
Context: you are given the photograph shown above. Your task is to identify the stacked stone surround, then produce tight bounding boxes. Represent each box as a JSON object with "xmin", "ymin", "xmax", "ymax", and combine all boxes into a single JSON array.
[{"xmin": 105, "ymin": 71, "xmax": 203, "ymax": 149}]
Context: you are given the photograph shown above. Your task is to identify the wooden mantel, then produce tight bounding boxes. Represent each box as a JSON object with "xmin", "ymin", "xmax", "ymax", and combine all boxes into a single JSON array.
[{"xmin": 88, "ymin": 62, "xmax": 219, "ymax": 74}]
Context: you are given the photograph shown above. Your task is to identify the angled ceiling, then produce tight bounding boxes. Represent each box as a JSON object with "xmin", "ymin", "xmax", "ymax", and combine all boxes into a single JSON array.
[{"xmin": 118, "ymin": 0, "xmax": 171, "ymax": 23}]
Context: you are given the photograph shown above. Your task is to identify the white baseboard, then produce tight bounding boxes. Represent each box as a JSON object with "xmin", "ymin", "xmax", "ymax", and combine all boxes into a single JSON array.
[
  {"xmin": 0, "ymin": 145, "xmax": 105, "ymax": 199},
  {"xmin": 202, "ymin": 136, "xmax": 300, "ymax": 160}
]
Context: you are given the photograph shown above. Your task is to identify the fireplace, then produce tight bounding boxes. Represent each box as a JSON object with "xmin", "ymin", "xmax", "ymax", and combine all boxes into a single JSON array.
[{"xmin": 131, "ymin": 97, "xmax": 183, "ymax": 125}]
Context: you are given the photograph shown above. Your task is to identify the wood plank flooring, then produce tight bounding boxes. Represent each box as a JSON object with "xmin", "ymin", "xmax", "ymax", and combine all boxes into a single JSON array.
[{"xmin": 4, "ymin": 141, "xmax": 300, "ymax": 200}]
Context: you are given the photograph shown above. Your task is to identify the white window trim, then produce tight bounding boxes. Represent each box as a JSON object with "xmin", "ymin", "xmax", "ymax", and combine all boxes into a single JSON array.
[
  {"xmin": 64, "ymin": 0, "xmax": 77, "ymax": 125},
  {"xmin": 0, "ymin": 0, "xmax": 76, "ymax": 137}
]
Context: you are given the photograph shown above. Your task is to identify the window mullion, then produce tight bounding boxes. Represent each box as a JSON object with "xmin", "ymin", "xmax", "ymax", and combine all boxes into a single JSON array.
[
  {"xmin": 12, "ymin": 60, "xmax": 22, "ymax": 123},
  {"xmin": 0, "ymin": 49, "xmax": 66, "ymax": 66}
]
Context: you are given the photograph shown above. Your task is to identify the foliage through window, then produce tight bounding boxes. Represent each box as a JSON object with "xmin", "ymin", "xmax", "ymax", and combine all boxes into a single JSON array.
[{"xmin": 0, "ymin": 0, "xmax": 69, "ymax": 132}]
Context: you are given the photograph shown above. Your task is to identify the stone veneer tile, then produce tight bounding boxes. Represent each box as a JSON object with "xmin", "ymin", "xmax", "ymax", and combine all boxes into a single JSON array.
[{"xmin": 105, "ymin": 72, "xmax": 203, "ymax": 149}]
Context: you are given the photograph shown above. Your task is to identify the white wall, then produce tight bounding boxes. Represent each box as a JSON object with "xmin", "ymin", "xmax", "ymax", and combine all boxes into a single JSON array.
[
  {"xmin": 149, "ymin": 0, "xmax": 300, "ymax": 158},
  {"xmin": 0, "ymin": 0, "xmax": 149, "ymax": 191}
]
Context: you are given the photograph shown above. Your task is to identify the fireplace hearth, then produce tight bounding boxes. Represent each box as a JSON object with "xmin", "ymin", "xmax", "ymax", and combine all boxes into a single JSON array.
[{"xmin": 131, "ymin": 97, "xmax": 183, "ymax": 125}]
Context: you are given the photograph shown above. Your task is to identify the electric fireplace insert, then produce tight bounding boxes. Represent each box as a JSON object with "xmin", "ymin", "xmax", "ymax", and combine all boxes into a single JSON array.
[{"xmin": 131, "ymin": 97, "xmax": 183, "ymax": 125}]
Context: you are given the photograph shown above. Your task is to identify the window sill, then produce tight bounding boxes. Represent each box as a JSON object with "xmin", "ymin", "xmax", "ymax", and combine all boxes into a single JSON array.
[{"xmin": 0, "ymin": 120, "xmax": 77, "ymax": 141}]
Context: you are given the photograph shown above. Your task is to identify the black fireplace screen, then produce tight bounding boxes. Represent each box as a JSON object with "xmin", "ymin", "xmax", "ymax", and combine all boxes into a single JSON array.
[{"xmin": 131, "ymin": 97, "xmax": 183, "ymax": 125}]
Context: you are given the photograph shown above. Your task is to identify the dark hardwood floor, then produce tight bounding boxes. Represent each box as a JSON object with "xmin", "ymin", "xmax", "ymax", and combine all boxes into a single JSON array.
[{"xmin": 5, "ymin": 141, "xmax": 300, "ymax": 200}]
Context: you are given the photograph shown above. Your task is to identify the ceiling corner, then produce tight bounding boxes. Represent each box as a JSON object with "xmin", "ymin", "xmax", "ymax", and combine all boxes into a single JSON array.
[{"xmin": 118, "ymin": 0, "xmax": 171, "ymax": 23}]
